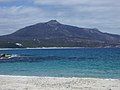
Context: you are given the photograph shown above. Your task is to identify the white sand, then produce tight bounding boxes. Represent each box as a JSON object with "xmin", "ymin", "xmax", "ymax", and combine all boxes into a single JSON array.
[{"xmin": 0, "ymin": 75, "xmax": 119, "ymax": 90}]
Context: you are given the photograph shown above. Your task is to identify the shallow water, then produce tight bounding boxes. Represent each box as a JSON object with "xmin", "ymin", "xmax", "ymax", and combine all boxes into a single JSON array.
[{"xmin": 0, "ymin": 48, "xmax": 120, "ymax": 79}]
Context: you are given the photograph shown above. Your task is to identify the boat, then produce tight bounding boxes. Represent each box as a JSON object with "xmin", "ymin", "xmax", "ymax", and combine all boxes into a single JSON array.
[{"xmin": 0, "ymin": 54, "xmax": 13, "ymax": 59}]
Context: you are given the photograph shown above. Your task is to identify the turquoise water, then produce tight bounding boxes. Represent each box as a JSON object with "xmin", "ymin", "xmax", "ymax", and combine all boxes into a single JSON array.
[{"xmin": 0, "ymin": 48, "xmax": 120, "ymax": 79}]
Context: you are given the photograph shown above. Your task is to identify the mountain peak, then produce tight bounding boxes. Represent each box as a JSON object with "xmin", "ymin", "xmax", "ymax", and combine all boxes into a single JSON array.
[
  {"xmin": 0, "ymin": 20, "xmax": 120, "ymax": 48},
  {"xmin": 46, "ymin": 20, "xmax": 61, "ymax": 25}
]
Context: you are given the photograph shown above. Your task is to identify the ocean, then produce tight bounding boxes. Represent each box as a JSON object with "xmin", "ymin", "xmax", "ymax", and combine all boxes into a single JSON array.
[{"xmin": 0, "ymin": 48, "xmax": 120, "ymax": 79}]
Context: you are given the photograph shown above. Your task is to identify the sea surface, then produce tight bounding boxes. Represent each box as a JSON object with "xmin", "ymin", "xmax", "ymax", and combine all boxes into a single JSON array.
[{"xmin": 0, "ymin": 48, "xmax": 120, "ymax": 79}]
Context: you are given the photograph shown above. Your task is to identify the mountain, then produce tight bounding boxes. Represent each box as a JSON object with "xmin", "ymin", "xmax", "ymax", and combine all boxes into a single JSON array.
[{"xmin": 0, "ymin": 20, "xmax": 120, "ymax": 48}]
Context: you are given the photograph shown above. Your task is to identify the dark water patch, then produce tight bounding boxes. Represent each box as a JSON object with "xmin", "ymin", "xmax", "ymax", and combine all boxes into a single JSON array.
[{"xmin": 0, "ymin": 56, "xmax": 98, "ymax": 63}]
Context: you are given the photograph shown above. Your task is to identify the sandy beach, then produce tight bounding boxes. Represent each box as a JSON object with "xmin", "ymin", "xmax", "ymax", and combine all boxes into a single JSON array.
[{"xmin": 0, "ymin": 75, "xmax": 119, "ymax": 90}]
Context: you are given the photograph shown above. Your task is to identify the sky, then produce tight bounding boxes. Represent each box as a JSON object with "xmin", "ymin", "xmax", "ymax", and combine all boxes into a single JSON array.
[{"xmin": 0, "ymin": 0, "xmax": 120, "ymax": 35}]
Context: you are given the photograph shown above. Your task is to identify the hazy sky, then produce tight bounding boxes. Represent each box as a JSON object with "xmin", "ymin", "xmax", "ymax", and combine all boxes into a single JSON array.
[{"xmin": 0, "ymin": 0, "xmax": 120, "ymax": 35}]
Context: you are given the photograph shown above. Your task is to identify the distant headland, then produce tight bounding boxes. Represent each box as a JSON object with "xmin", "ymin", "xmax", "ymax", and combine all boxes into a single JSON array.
[{"xmin": 0, "ymin": 20, "xmax": 120, "ymax": 48}]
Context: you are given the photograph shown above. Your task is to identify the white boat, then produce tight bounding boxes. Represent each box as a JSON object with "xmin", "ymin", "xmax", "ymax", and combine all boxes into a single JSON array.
[{"xmin": 0, "ymin": 54, "xmax": 14, "ymax": 59}]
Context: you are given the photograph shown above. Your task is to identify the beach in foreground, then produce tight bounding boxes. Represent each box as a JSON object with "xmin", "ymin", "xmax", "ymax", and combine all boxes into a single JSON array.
[{"xmin": 0, "ymin": 75, "xmax": 120, "ymax": 90}]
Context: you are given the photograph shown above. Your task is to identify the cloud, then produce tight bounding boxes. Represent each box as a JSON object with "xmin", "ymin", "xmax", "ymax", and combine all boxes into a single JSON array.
[
  {"xmin": 2, "ymin": 6, "xmax": 41, "ymax": 15},
  {"xmin": 0, "ymin": 0, "xmax": 120, "ymax": 35},
  {"xmin": 0, "ymin": 6, "xmax": 45, "ymax": 35},
  {"xmin": 0, "ymin": 0, "xmax": 16, "ymax": 2},
  {"xmin": 34, "ymin": 0, "xmax": 86, "ymax": 5},
  {"xmin": 34, "ymin": 0, "xmax": 120, "ymax": 6}
]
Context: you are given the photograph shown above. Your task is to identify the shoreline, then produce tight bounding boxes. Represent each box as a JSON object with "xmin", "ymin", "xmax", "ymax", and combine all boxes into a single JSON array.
[
  {"xmin": 0, "ymin": 47, "xmax": 119, "ymax": 50},
  {"xmin": 0, "ymin": 47, "xmax": 85, "ymax": 50},
  {"xmin": 0, "ymin": 75, "xmax": 120, "ymax": 90},
  {"xmin": 0, "ymin": 75, "xmax": 119, "ymax": 79}
]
